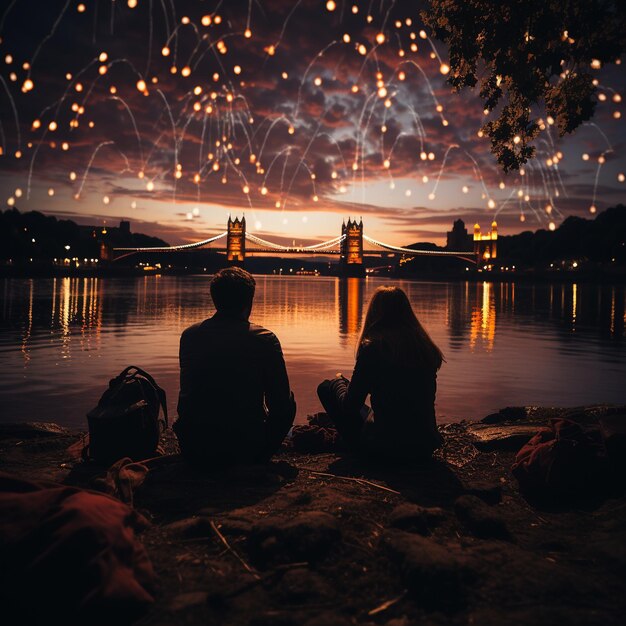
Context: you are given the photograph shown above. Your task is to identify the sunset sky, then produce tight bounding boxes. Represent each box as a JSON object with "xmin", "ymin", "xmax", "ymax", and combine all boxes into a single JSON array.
[{"xmin": 0, "ymin": 0, "xmax": 624, "ymax": 247}]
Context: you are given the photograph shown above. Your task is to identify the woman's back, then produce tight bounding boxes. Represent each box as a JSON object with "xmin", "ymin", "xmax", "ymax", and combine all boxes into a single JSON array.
[
  {"xmin": 318, "ymin": 285, "xmax": 444, "ymax": 462},
  {"xmin": 350, "ymin": 339, "xmax": 440, "ymax": 455},
  {"xmin": 363, "ymin": 340, "xmax": 437, "ymax": 427}
]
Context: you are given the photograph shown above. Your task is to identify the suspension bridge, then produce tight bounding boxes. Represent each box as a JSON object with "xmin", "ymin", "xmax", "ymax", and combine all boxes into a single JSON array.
[{"xmin": 114, "ymin": 217, "xmax": 490, "ymax": 270}]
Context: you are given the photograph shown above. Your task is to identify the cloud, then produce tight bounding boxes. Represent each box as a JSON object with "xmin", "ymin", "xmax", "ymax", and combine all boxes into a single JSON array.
[{"xmin": 1, "ymin": 0, "xmax": 624, "ymax": 246}]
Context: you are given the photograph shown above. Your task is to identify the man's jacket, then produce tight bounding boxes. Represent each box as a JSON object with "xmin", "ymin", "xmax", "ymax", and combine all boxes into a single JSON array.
[{"xmin": 177, "ymin": 311, "xmax": 293, "ymax": 457}]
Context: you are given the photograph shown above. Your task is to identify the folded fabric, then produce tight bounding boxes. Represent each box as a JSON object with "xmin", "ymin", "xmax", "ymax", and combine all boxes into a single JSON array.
[{"xmin": 0, "ymin": 473, "xmax": 156, "ymax": 626}]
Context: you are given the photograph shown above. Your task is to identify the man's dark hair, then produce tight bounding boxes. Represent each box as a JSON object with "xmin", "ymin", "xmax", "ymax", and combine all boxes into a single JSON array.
[{"xmin": 210, "ymin": 267, "xmax": 256, "ymax": 313}]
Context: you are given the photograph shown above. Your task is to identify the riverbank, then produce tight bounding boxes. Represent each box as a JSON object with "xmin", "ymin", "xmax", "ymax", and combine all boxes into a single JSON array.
[
  {"xmin": 2, "ymin": 264, "xmax": 626, "ymax": 283},
  {"xmin": 1, "ymin": 405, "xmax": 625, "ymax": 625}
]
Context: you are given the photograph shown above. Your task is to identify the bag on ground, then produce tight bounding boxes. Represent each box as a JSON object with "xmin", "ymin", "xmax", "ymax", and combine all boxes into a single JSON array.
[
  {"xmin": 512, "ymin": 418, "xmax": 606, "ymax": 501},
  {"xmin": 86, "ymin": 366, "xmax": 168, "ymax": 464}
]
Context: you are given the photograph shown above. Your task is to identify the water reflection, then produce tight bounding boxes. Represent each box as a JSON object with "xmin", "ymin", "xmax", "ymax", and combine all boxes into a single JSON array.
[
  {"xmin": 469, "ymin": 281, "xmax": 497, "ymax": 351},
  {"xmin": 0, "ymin": 276, "xmax": 625, "ymax": 427},
  {"xmin": 338, "ymin": 278, "xmax": 364, "ymax": 337},
  {"xmin": 445, "ymin": 282, "xmax": 470, "ymax": 351}
]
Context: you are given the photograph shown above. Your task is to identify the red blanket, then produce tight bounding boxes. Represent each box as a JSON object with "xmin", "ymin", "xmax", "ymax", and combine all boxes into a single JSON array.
[
  {"xmin": 512, "ymin": 419, "xmax": 606, "ymax": 501},
  {"xmin": 0, "ymin": 473, "xmax": 155, "ymax": 625}
]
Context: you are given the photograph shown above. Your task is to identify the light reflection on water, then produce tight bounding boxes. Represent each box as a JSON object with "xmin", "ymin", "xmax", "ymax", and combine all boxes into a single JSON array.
[{"xmin": 1, "ymin": 275, "xmax": 625, "ymax": 429}]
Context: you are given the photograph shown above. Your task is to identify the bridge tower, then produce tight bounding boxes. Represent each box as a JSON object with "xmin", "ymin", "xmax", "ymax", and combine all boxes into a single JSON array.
[
  {"xmin": 339, "ymin": 218, "xmax": 365, "ymax": 277},
  {"xmin": 473, "ymin": 220, "xmax": 497, "ymax": 266},
  {"xmin": 227, "ymin": 216, "xmax": 246, "ymax": 263}
]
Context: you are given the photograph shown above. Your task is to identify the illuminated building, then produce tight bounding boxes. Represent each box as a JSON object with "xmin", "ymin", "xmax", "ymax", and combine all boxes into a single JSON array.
[
  {"xmin": 339, "ymin": 218, "xmax": 364, "ymax": 276},
  {"xmin": 227, "ymin": 216, "xmax": 246, "ymax": 262},
  {"xmin": 474, "ymin": 221, "xmax": 498, "ymax": 266}
]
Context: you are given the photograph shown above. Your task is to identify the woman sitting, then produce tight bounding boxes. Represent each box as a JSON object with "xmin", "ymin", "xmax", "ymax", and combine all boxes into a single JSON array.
[{"xmin": 317, "ymin": 286, "xmax": 444, "ymax": 463}]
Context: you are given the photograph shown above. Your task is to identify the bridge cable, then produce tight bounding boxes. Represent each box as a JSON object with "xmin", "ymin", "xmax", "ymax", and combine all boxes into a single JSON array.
[
  {"xmin": 245, "ymin": 232, "xmax": 345, "ymax": 252},
  {"xmin": 114, "ymin": 231, "xmax": 228, "ymax": 252},
  {"xmin": 363, "ymin": 234, "xmax": 474, "ymax": 257}
]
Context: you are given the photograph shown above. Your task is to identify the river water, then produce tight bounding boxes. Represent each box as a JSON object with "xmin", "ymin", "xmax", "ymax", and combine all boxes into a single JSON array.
[{"xmin": 1, "ymin": 275, "xmax": 625, "ymax": 429}]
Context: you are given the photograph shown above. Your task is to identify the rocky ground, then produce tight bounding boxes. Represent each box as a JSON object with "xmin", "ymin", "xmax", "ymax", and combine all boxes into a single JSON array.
[{"xmin": 1, "ymin": 406, "xmax": 626, "ymax": 626}]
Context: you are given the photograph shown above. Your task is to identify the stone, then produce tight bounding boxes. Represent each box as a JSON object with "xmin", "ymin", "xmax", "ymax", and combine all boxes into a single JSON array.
[
  {"xmin": 383, "ymin": 530, "xmax": 472, "ymax": 609},
  {"xmin": 388, "ymin": 503, "xmax": 446, "ymax": 535},
  {"xmin": 163, "ymin": 516, "xmax": 213, "ymax": 538},
  {"xmin": 481, "ymin": 407, "xmax": 529, "ymax": 424},
  {"xmin": 384, "ymin": 619, "xmax": 412, "ymax": 626},
  {"xmin": 249, "ymin": 613, "xmax": 299, "ymax": 626},
  {"xmin": 214, "ymin": 505, "xmax": 261, "ymax": 535},
  {"xmin": 248, "ymin": 511, "xmax": 340, "ymax": 564},
  {"xmin": 454, "ymin": 495, "xmax": 511, "ymax": 541},
  {"xmin": 0, "ymin": 422, "xmax": 71, "ymax": 440},
  {"xmin": 217, "ymin": 514, "xmax": 254, "ymax": 535},
  {"xmin": 168, "ymin": 591, "xmax": 208, "ymax": 611},
  {"xmin": 466, "ymin": 423, "xmax": 539, "ymax": 452},
  {"xmin": 564, "ymin": 405, "xmax": 626, "ymax": 425},
  {"xmin": 462, "ymin": 479, "xmax": 502, "ymax": 504},
  {"xmin": 275, "ymin": 568, "xmax": 332, "ymax": 604},
  {"xmin": 304, "ymin": 613, "xmax": 351, "ymax": 626}
]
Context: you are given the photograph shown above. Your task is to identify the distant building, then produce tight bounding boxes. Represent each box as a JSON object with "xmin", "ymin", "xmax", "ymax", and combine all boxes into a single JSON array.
[
  {"xmin": 227, "ymin": 216, "xmax": 246, "ymax": 262},
  {"xmin": 340, "ymin": 218, "xmax": 363, "ymax": 265},
  {"xmin": 446, "ymin": 219, "xmax": 473, "ymax": 251},
  {"xmin": 119, "ymin": 220, "xmax": 131, "ymax": 235},
  {"xmin": 474, "ymin": 221, "xmax": 498, "ymax": 262}
]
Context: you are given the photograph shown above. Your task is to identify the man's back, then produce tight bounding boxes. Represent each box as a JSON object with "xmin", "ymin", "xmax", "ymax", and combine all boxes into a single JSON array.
[{"xmin": 176, "ymin": 311, "xmax": 294, "ymax": 465}]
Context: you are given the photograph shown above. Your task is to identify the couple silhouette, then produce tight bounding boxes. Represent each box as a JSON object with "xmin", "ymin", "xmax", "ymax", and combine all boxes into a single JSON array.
[{"xmin": 174, "ymin": 267, "xmax": 444, "ymax": 469}]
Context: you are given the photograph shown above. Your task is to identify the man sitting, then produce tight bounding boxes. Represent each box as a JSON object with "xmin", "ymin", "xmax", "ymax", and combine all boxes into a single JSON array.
[{"xmin": 174, "ymin": 267, "xmax": 296, "ymax": 468}]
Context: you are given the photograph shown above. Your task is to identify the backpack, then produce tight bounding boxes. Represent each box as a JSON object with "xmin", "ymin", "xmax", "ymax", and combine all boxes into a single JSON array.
[
  {"xmin": 511, "ymin": 418, "xmax": 606, "ymax": 502},
  {"xmin": 85, "ymin": 366, "xmax": 168, "ymax": 465}
]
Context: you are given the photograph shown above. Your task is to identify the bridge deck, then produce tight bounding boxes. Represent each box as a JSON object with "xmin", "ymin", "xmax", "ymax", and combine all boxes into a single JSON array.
[{"xmin": 191, "ymin": 248, "xmax": 475, "ymax": 257}]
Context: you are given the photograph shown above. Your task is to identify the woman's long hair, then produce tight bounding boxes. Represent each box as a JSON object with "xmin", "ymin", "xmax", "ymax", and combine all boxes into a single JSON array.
[{"xmin": 358, "ymin": 286, "xmax": 444, "ymax": 370}]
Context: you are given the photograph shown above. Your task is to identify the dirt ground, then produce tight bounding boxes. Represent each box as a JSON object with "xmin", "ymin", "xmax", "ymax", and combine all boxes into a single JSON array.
[{"xmin": 1, "ymin": 406, "xmax": 625, "ymax": 626}]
